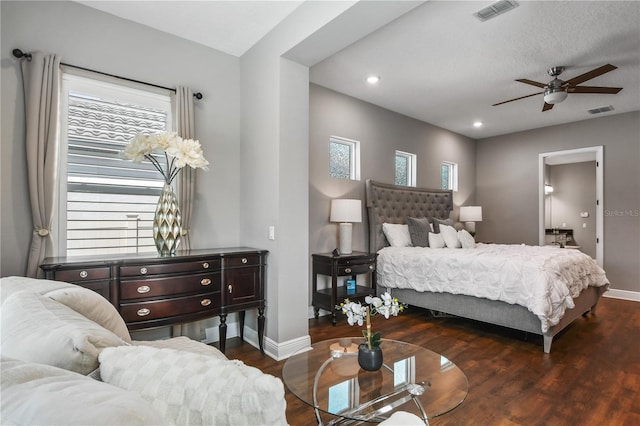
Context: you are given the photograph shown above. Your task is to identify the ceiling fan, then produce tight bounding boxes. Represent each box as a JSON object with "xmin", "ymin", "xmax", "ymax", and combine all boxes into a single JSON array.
[{"xmin": 493, "ymin": 64, "xmax": 622, "ymax": 111}]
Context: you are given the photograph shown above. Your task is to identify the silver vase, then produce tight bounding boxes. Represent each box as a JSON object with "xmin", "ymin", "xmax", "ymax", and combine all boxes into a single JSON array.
[{"xmin": 153, "ymin": 183, "xmax": 182, "ymax": 256}]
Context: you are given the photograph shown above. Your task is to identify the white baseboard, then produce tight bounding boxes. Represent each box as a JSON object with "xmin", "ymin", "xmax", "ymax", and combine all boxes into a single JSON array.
[{"xmin": 604, "ymin": 288, "xmax": 640, "ymax": 302}]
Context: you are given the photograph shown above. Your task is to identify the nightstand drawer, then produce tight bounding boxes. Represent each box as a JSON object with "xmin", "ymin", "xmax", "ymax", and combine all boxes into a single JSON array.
[
  {"xmin": 338, "ymin": 263, "xmax": 375, "ymax": 275},
  {"xmin": 120, "ymin": 293, "xmax": 221, "ymax": 322},
  {"xmin": 120, "ymin": 273, "xmax": 221, "ymax": 300},
  {"xmin": 120, "ymin": 259, "xmax": 220, "ymax": 277},
  {"xmin": 54, "ymin": 267, "xmax": 110, "ymax": 282}
]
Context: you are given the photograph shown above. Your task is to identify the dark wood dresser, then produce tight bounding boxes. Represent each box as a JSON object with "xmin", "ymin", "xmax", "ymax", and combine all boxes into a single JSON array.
[{"xmin": 40, "ymin": 247, "xmax": 267, "ymax": 353}]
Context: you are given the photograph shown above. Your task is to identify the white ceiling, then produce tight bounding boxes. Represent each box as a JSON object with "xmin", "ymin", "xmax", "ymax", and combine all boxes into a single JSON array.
[{"xmin": 78, "ymin": 1, "xmax": 640, "ymax": 139}]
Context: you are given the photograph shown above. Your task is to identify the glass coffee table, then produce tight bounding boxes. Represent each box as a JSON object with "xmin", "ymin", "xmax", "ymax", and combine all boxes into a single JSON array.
[{"xmin": 282, "ymin": 338, "xmax": 468, "ymax": 425}]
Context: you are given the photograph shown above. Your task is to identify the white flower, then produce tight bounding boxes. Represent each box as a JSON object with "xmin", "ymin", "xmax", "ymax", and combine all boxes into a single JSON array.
[{"xmin": 166, "ymin": 137, "xmax": 210, "ymax": 170}]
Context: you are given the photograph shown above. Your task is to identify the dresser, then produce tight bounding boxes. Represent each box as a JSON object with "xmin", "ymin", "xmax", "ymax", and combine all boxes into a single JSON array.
[{"xmin": 40, "ymin": 248, "xmax": 267, "ymax": 353}]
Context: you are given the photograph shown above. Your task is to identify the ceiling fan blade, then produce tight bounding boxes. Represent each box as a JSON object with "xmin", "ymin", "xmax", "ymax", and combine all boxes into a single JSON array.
[
  {"xmin": 568, "ymin": 86, "xmax": 622, "ymax": 94},
  {"xmin": 542, "ymin": 102, "xmax": 554, "ymax": 112},
  {"xmin": 492, "ymin": 91, "xmax": 543, "ymax": 106},
  {"xmin": 565, "ymin": 64, "xmax": 617, "ymax": 86},
  {"xmin": 516, "ymin": 78, "xmax": 547, "ymax": 88}
]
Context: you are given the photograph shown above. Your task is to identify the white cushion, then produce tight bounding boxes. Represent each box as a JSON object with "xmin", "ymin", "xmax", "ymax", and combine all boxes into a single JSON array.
[
  {"xmin": 0, "ymin": 276, "xmax": 76, "ymax": 304},
  {"xmin": 439, "ymin": 224, "xmax": 462, "ymax": 248},
  {"xmin": 382, "ymin": 223, "xmax": 413, "ymax": 247},
  {"xmin": 1, "ymin": 356, "xmax": 165, "ymax": 425},
  {"xmin": 1, "ymin": 291, "xmax": 127, "ymax": 375},
  {"xmin": 99, "ymin": 345, "xmax": 288, "ymax": 426},
  {"xmin": 133, "ymin": 336, "xmax": 227, "ymax": 361},
  {"xmin": 428, "ymin": 232, "xmax": 445, "ymax": 248},
  {"xmin": 46, "ymin": 286, "xmax": 131, "ymax": 343},
  {"xmin": 458, "ymin": 229, "xmax": 476, "ymax": 249}
]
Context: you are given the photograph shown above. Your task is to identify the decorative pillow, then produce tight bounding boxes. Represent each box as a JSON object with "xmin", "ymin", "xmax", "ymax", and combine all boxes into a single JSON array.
[
  {"xmin": 1, "ymin": 357, "xmax": 165, "ymax": 425},
  {"xmin": 428, "ymin": 232, "xmax": 445, "ymax": 248},
  {"xmin": 0, "ymin": 291, "xmax": 127, "ymax": 375},
  {"xmin": 133, "ymin": 336, "xmax": 228, "ymax": 361},
  {"xmin": 99, "ymin": 345, "xmax": 288, "ymax": 426},
  {"xmin": 458, "ymin": 229, "xmax": 476, "ymax": 249},
  {"xmin": 439, "ymin": 224, "xmax": 462, "ymax": 248},
  {"xmin": 407, "ymin": 217, "xmax": 432, "ymax": 247},
  {"xmin": 46, "ymin": 287, "xmax": 131, "ymax": 343},
  {"xmin": 430, "ymin": 217, "xmax": 455, "ymax": 233},
  {"xmin": 382, "ymin": 223, "xmax": 413, "ymax": 247}
]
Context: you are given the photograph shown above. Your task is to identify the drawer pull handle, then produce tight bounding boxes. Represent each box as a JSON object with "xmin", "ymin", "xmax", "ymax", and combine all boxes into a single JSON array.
[
  {"xmin": 241, "ymin": 258, "xmax": 248, "ymax": 264},
  {"xmin": 201, "ymin": 278, "xmax": 212, "ymax": 286},
  {"xmin": 79, "ymin": 270, "xmax": 88, "ymax": 279},
  {"xmin": 228, "ymin": 284, "xmax": 233, "ymax": 293},
  {"xmin": 344, "ymin": 268, "xmax": 352, "ymax": 274},
  {"xmin": 140, "ymin": 267, "xmax": 148, "ymax": 275},
  {"xmin": 137, "ymin": 308, "xmax": 150, "ymax": 317},
  {"xmin": 369, "ymin": 265, "xmax": 375, "ymax": 270},
  {"xmin": 201, "ymin": 299, "xmax": 212, "ymax": 307},
  {"xmin": 137, "ymin": 285, "xmax": 151, "ymax": 294},
  {"xmin": 203, "ymin": 262, "xmax": 210, "ymax": 269}
]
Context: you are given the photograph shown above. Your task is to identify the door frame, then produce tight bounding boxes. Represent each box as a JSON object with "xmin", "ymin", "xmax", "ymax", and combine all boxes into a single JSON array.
[{"xmin": 538, "ymin": 146, "xmax": 603, "ymax": 266}]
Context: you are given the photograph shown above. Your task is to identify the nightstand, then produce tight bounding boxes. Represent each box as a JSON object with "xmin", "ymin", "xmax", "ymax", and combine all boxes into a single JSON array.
[{"xmin": 311, "ymin": 251, "xmax": 377, "ymax": 325}]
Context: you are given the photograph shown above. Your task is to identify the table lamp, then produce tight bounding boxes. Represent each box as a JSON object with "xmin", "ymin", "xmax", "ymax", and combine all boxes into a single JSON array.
[
  {"xmin": 459, "ymin": 206, "xmax": 482, "ymax": 236},
  {"xmin": 330, "ymin": 199, "xmax": 362, "ymax": 255}
]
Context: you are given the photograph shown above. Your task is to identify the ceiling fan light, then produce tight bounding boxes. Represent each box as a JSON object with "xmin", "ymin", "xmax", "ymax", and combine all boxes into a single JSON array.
[{"xmin": 543, "ymin": 89, "xmax": 568, "ymax": 104}]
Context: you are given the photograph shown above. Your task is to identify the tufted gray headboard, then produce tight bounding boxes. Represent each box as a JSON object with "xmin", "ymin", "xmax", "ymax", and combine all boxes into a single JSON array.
[{"xmin": 365, "ymin": 179, "xmax": 453, "ymax": 252}]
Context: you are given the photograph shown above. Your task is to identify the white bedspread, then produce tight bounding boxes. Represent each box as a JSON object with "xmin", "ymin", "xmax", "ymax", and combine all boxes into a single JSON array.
[{"xmin": 377, "ymin": 244, "xmax": 609, "ymax": 332}]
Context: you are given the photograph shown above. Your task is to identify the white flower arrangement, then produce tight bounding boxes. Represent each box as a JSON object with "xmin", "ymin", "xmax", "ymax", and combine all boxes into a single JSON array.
[
  {"xmin": 122, "ymin": 132, "xmax": 209, "ymax": 184},
  {"xmin": 337, "ymin": 292, "xmax": 407, "ymax": 350}
]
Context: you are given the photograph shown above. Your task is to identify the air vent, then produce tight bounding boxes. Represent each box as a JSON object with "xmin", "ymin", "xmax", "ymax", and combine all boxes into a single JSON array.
[
  {"xmin": 588, "ymin": 105, "xmax": 615, "ymax": 114},
  {"xmin": 474, "ymin": 0, "xmax": 519, "ymax": 22}
]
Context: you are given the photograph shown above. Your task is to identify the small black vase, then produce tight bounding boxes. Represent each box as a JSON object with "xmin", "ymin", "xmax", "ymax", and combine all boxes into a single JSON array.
[{"xmin": 358, "ymin": 343, "xmax": 383, "ymax": 371}]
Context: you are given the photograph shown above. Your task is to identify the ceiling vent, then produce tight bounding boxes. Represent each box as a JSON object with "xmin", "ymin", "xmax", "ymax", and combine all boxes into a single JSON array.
[
  {"xmin": 588, "ymin": 105, "xmax": 615, "ymax": 114},
  {"xmin": 474, "ymin": 0, "xmax": 519, "ymax": 22}
]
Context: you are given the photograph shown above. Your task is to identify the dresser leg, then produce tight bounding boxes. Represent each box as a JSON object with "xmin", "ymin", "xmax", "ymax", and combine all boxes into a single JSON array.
[
  {"xmin": 239, "ymin": 310, "xmax": 245, "ymax": 341},
  {"xmin": 219, "ymin": 314, "xmax": 227, "ymax": 353},
  {"xmin": 258, "ymin": 307, "xmax": 265, "ymax": 353}
]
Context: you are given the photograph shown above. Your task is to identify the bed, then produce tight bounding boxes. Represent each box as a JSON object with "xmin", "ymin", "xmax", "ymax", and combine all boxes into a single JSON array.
[{"xmin": 365, "ymin": 179, "xmax": 609, "ymax": 353}]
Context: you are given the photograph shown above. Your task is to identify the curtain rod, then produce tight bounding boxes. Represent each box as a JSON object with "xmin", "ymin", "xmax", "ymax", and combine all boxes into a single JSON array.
[{"xmin": 12, "ymin": 48, "xmax": 203, "ymax": 100}]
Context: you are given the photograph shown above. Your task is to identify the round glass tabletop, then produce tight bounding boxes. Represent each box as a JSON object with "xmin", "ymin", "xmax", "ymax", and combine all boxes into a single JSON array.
[{"xmin": 282, "ymin": 338, "xmax": 468, "ymax": 424}]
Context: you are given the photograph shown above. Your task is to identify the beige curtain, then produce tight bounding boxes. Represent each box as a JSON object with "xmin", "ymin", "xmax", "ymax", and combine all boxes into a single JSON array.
[
  {"xmin": 22, "ymin": 52, "xmax": 61, "ymax": 278},
  {"xmin": 173, "ymin": 85, "xmax": 205, "ymax": 341}
]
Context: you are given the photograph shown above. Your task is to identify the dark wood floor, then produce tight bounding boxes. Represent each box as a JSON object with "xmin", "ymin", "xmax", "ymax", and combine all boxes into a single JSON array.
[{"xmin": 224, "ymin": 297, "xmax": 639, "ymax": 425}]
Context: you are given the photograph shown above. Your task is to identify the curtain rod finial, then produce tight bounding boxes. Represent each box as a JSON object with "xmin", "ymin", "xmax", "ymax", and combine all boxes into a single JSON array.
[
  {"xmin": 194, "ymin": 92, "xmax": 203, "ymax": 100},
  {"xmin": 12, "ymin": 48, "xmax": 32, "ymax": 61}
]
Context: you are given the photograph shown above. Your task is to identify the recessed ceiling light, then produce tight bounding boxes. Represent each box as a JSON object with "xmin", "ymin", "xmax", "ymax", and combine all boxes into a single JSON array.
[
  {"xmin": 473, "ymin": 121, "xmax": 483, "ymax": 128},
  {"xmin": 366, "ymin": 75, "xmax": 380, "ymax": 84}
]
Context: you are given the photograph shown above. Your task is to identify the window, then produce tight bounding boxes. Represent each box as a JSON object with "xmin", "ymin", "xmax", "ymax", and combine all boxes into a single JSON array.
[
  {"xmin": 58, "ymin": 73, "xmax": 173, "ymax": 257},
  {"xmin": 441, "ymin": 161, "xmax": 458, "ymax": 191},
  {"xmin": 329, "ymin": 136, "xmax": 360, "ymax": 181},
  {"xmin": 395, "ymin": 150, "xmax": 417, "ymax": 187}
]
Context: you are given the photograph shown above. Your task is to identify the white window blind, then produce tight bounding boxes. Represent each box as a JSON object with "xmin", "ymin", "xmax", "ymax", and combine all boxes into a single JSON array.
[{"xmin": 60, "ymin": 74, "xmax": 173, "ymax": 257}]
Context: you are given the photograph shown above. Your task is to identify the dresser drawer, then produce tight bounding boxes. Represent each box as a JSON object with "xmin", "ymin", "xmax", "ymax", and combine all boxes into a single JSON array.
[
  {"xmin": 54, "ymin": 267, "xmax": 110, "ymax": 283},
  {"xmin": 224, "ymin": 254, "xmax": 261, "ymax": 268},
  {"xmin": 120, "ymin": 293, "xmax": 221, "ymax": 322},
  {"xmin": 120, "ymin": 273, "xmax": 221, "ymax": 300},
  {"xmin": 120, "ymin": 258, "xmax": 220, "ymax": 277}
]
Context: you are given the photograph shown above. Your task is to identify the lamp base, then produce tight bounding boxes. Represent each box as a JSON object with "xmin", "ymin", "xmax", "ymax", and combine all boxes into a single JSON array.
[
  {"xmin": 465, "ymin": 221, "xmax": 476, "ymax": 236},
  {"xmin": 339, "ymin": 222, "xmax": 353, "ymax": 255}
]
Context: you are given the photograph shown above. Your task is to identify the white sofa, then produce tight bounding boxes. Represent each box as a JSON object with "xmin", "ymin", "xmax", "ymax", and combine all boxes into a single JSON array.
[{"xmin": 0, "ymin": 276, "xmax": 288, "ymax": 426}]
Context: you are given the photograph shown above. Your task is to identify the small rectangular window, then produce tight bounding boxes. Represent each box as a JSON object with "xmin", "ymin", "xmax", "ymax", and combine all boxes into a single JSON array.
[
  {"xmin": 441, "ymin": 161, "xmax": 458, "ymax": 192},
  {"xmin": 395, "ymin": 150, "xmax": 416, "ymax": 187},
  {"xmin": 329, "ymin": 136, "xmax": 360, "ymax": 181}
]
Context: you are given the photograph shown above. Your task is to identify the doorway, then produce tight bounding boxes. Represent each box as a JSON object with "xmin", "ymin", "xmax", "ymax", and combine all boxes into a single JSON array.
[{"xmin": 538, "ymin": 146, "xmax": 603, "ymax": 267}]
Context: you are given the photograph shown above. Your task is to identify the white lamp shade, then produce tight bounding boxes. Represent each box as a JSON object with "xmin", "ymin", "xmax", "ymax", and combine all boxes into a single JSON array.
[
  {"xmin": 460, "ymin": 206, "xmax": 482, "ymax": 222},
  {"xmin": 543, "ymin": 89, "xmax": 568, "ymax": 104},
  {"xmin": 330, "ymin": 199, "xmax": 362, "ymax": 223}
]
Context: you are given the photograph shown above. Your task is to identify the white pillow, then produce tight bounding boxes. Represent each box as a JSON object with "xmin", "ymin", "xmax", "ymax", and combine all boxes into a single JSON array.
[
  {"xmin": 428, "ymin": 232, "xmax": 445, "ymax": 248},
  {"xmin": 1, "ymin": 357, "xmax": 165, "ymax": 425},
  {"xmin": 439, "ymin": 224, "xmax": 462, "ymax": 248},
  {"xmin": 382, "ymin": 223, "xmax": 413, "ymax": 247},
  {"xmin": 458, "ymin": 229, "xmax": 476, "ymax": 249},
  {"xmin": 1, "ymin": 291, "xmax": 127, "ymax": 375},
  {"xmin": 99, "ymin": 345, "xmax": 288, "ymax": 426}
]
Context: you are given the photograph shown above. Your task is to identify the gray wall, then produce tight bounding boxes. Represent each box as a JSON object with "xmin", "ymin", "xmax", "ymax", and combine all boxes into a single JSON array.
[
  {"xmin": 309, "ymin": 83, "xmax": 476, "ymax": 257},
  {"xmin": 548, "ymin": 162, "xmax": 597, "ymax": 257},
  {"xmin": 1, "ymin": 1, "xmax": 242, "ymax": 276},
  {"xmin": 476, "ymin": 112, "xmax": 640, "ymax": 292}
]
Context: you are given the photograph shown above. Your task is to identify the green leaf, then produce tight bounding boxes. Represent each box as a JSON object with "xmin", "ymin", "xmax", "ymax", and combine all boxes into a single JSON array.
[{"xmin": 371, "ymin": 332, "xmax": 381, "ymax": 347}]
